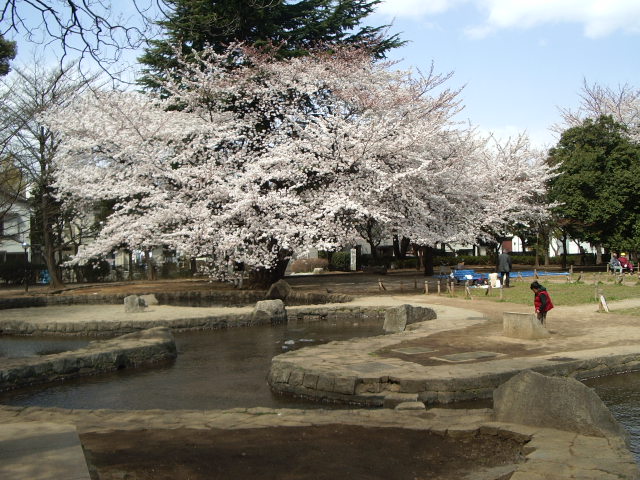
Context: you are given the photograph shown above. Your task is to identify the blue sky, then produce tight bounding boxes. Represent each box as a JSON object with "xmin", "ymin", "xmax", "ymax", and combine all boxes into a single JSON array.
[{"xmin": 371, "ymin": 0, "xmax": 640, "ymax": 148}]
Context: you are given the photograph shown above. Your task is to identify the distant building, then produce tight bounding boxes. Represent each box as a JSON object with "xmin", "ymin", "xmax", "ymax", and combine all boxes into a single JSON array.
[{"xmin": 0, "ymin": 191, "xmax": 31, "ymax": 262}]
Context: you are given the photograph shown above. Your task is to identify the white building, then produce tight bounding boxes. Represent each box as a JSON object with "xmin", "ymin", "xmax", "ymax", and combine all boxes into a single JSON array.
[{"xmin": 0, "ymin": 191, "xmax": 31, "ymax": 262}]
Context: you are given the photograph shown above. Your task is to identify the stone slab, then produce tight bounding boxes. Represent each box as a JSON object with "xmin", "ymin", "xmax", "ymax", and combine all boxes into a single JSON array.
[
  {"xmin": 0, "ymin": 422, "xmax": 90, "ymax": 480},
  {"xmin": 391, "ymin": 347, "xmax": 437, "ymax": 355},
  {"xmin": 431, "ymin": 351, "xmax": 504, "ymax": 363}
]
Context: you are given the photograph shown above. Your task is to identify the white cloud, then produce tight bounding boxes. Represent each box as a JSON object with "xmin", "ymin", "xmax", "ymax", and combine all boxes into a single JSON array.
[{"xmin": 376, "ymin": 0, "xmax": 640, "ymax": 38}]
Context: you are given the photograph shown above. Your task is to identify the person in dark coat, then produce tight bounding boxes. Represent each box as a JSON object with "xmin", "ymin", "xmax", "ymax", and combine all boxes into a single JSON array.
[
  {"xmin": 530, "ymin": 281, "xmax": 554, "ymax": 325},
  {"xmin": 497, "ymin": 250, "xmax": 512, "ymax": 287}
]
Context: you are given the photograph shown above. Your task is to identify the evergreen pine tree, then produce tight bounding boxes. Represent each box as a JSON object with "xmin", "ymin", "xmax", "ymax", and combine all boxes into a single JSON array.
[{"xmin": 138, "ymin": 0, "xmax": 402, "ymax": 90}]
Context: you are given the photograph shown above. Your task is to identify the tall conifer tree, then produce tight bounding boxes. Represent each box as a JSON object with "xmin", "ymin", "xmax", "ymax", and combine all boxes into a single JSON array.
[{"xmin": 138, "ymin": 0, "xmax": 402, "ymax": 90}]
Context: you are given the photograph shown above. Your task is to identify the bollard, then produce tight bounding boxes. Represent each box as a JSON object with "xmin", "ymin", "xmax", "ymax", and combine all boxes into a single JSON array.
[
  {"xmin": 437, "ymin": 282, "xmax": 441, "ymax": 295},
  {"xmin": 424, "ymin": 281, "xmax": 429, "ymax": 295}
]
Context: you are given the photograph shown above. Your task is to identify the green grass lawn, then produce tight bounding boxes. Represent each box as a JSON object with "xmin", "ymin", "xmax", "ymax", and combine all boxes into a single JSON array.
[{"xmin": 467, "ymin": 279, "xmax": 640, "ymax": 306}]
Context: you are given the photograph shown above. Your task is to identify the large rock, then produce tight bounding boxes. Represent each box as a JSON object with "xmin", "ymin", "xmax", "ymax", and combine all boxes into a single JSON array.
[
  {"xmin": 493, "ymin": 370, "xmax": 629, "ymax": 443},
  {"xmin": 139, "ymin": 294, "xmax": 159, "ymax": 306},
  {"xmin": 383, "ymin": 305, "xmax": 436, "ymax": 333},
  {"xmin": 265, "ymin": 280, "xmax": 292, "ymax": 300},
  {"xmin": 253, "ymin": 299, "xmax": 287, "ymax": 325},
  {"xmin": 383, "ymin": 304, "xmax": 412, "ymax": 333},
  {"xmin": 124, "ymin": 295, "xmax": 147, "ymax": 313},
  {"xmin": 503, "ymin": 312, "xmax": 550, "ymax": 339}
]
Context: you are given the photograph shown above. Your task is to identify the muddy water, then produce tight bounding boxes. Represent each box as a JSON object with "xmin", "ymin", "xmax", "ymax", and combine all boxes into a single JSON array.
[{"xmin": 0, "ymin": 321, "xmax": 383, "ymax": 410}]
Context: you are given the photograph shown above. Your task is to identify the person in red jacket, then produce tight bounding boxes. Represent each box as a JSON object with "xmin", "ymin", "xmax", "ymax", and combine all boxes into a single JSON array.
[{"xmin": 530, "ymin": 281, "xmax": 554, "ymax": 325}]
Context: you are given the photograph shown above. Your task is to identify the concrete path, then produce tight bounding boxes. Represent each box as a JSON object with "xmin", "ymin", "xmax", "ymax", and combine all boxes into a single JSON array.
[{"xmin": 0, "ymin": 422, "xmax": 90, "ymax": 480}]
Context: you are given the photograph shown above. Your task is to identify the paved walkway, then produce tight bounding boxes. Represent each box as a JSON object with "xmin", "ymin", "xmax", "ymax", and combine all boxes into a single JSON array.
[{"xmin": 0, "ymin": 422, "xmax": 90, "ymax": 480}]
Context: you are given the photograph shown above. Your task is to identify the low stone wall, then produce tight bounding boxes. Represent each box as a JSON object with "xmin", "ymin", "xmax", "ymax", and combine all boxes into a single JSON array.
[
  {"xmin": 0, "ymin": 327, "xmax": 177, "ymax": 392},
  {"xmin": 0, "ymin": 290, "xmax": 353, "ymax": 310},
  {"xmin": 0, "ymin": 311, "xmax": 262, "ymax": 336},
  {"xmin": 287, "ymin": 305, "xmax": 436, "ymax": 326},
  {"xmin": 269, "ymin": 343, "xmax": 640, "ymax": 407},
  {"xmin": 288, "ymin": 306, "xmax": 386, "ymax": 324}
]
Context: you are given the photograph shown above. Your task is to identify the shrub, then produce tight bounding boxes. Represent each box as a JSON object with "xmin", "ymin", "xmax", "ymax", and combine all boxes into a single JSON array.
[
  {"xmin": 392, "ymin": 257, "xmax": 418, "ymax": 269},
  {"xmin": 77, "ymin": 258, "xmax": 111, "ymax": 282},
  {"xmin": 290, "ymin": 257, "xmax": 329, "ymax": 273},
  {"xmin": 329, "ymin": 251, "xmax": 351, "ymax": 271},
  {"xmin": 0, "ymin": 260, "xmax": 28, "ymax": 284}
]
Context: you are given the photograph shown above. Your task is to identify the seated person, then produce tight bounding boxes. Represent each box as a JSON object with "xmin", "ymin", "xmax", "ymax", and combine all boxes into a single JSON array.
[
  {"xmin": 619, "ymin": 253, "xmax": 634, "ymax": 273},
  {"xmin": 610, "ymin": 253, "xmax": 622, "ymax": 273}
]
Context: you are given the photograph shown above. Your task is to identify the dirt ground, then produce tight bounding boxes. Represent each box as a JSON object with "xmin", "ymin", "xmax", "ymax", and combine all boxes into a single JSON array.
[{"xmin": 80, "ymin": 425, "xmax": 525, "ymax": 480}]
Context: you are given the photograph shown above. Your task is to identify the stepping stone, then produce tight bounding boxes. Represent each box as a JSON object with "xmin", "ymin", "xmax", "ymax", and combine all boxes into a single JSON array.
[
  {"xmin": 431, "ymin": 351, "xmax": 504, "ymax": 363},
  {"xmin": 395, "ymin": 401, "xmax": 426, "ymax": 411},
  {"xmin": 383, "ymin": 392, "xmax": 419, "ymax": 408},
  {"xmin": 391, "ymin": 347, "xmax": 437, "ymax": 355}
]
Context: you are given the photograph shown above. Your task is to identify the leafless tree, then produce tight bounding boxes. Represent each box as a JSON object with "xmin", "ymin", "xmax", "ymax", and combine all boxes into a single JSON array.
[
  {"xmin": 0, "ymin": 59, "xmax": 99, "ymax": 287},
  {"xmin": 1, "ymin": 0, "xmax": 169, "ymax": 74}
]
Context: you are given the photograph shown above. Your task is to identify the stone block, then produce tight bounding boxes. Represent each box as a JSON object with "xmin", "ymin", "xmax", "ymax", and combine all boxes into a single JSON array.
[
  {"xmin": 383, "ymin": 304, "xmax": 412, "ymax": 333},
  {"xmin": 253, "ymin": 299, "xmax": 287, "ymax": 325},
  {"xmin": 383, "ymin": 392, "xmax": 418, "ymax": 408},
  {"xmin": 395, "ymin": 401, "xmax": 426, "ymax": 411},
  {"xmin": 316, "ymin": 374, "xmax": 335, "ymax": 392},
  {"xmin": 503, "ymin": 312, "xmax": 550, "ymax": 339},
  {"xmin": 493, "ymin": 370, "xmax": 630, "ymax": 444},
  {"xmin": 139, "ymin": 294, "xmax": 159, "ymax": 306},
  {"xmin": 302, "ymin": 373, "xmax": 319, "ymax": 389},
  {"xmin": 124, "ymin": 295, "xmax": 146, "ymax": 313},
  {"xmin": 333, "ymin": 376, "xmax": 357, "ymax": 395},
  {"xmin": 265, "ymin": 280, "xmax": 292, "ymax": 300}
]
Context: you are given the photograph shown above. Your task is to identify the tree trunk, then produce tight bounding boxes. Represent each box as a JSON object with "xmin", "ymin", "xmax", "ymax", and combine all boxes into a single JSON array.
[
  {"xmin": 144, "ymin": 250, "xmax": 156, "ymax": 280},
  {"xmin": 400, "ymin": 236, "xmax": 410, "ymax": 258},
  {"xmin": 368, "ymin": 240, "xmax": 378, "ymax": 259},
  {"xmin": 421, "ymin": 245, "xmax": 435, "ymax": 276},
  {"xmin": 128, "ymin": 250, "xmax": 134, "ymax": 280},
  {"xmin": 41, "ymin": 197, "xmax": 64, "ymax": 289},
  {"xmin": 392, "ymin": 234, "xmax": 400, "ymax": 259},
  {"xmin": 393, "ymin": 235, "xmax": 411, "ymax": 259},
  {"xmin": 595, "ymin": 243, "xmax": 603, "ymax": 264},
  {"xmin": 249, "ymin": 249, "xmax": 291, "ymax": 288},
  {"xmin": 561, "ymin": 231, "xmax": 568, "ymax": 270}
]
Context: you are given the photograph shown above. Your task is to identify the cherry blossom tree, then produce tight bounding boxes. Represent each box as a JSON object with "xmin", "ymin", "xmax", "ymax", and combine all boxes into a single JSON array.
[
  {"xmin": 47, "ymin": 44, "xmax": 551, "ymax": 285},
  {"xmin": 557, "ymin": 80, "xmax": 640, "ymax": 142}
]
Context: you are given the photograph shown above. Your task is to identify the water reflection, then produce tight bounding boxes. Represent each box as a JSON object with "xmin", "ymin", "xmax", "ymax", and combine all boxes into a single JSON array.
[
  {"xmin": 0, "ymin": 336, "xmax": 90, "ymax": 358},
  {"xmin": 0, "ymin": 321, "xmax": 383, "ymax": 410},
  {"xmin": 584, "ymin": 372, "xmax": 640, "ymax": 462}
]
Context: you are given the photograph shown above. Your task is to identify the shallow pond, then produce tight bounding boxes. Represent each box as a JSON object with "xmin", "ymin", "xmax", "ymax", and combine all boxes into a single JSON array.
[
  {"xmin": 584, "ymin": 372, "xmax": 640, "ymax": 461},
  {"xmin": 0, "ymin": 336, "xmax": 90, "ymax": 358},
  {"xmin": 0, "ymin": 320, "xmax": 383, "ymax": 410}
]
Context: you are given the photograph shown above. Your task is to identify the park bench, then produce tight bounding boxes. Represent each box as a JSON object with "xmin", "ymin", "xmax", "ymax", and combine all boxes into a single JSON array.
[{"xmin": 447, "ymin": 269, "xmax": 488, "ymax": 284}]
